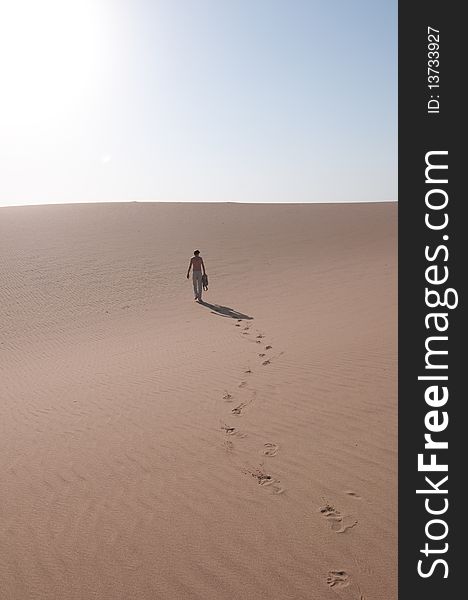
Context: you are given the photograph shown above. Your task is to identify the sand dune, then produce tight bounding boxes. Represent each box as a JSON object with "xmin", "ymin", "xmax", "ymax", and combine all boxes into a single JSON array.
[{"xmin": 1, "ymin": 202, "xmax": 397, "ymax": 599}]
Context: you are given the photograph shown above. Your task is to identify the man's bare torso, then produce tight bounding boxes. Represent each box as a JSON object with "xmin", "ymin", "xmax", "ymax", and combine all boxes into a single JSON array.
[{"xmin": 191, "ymin": 256, "xmax": 203, "ymax": 272}]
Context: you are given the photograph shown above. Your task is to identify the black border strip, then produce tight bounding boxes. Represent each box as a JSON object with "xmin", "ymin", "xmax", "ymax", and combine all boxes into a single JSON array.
[{"xmin": 399, "ymin": 2, "xmax": 463, "ymax": 597}]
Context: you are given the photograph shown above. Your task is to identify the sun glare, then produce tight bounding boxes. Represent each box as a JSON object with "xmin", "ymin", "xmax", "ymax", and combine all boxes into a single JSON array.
[{"xmin": 0, "ymin": 0, "xmax": 106, "ymax": 149}]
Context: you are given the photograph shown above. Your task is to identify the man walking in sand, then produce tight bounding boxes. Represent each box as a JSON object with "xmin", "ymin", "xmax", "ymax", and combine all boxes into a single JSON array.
[{"xmin": 186, "ymin": 250, "xmax": 206, "ymax": 301}]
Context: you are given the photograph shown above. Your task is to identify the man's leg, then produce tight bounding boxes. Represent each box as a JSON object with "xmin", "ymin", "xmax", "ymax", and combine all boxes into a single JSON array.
[
  {"xmin": 192, "ymin": 273, "xmax": 198, "ymax": 299},
  {"xmin": 196, "ymin": 272, "xmax": 203, "ymax": 300}
]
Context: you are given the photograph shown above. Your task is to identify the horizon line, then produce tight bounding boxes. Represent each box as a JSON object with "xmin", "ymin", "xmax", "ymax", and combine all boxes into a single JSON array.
[{"xmin": 0, "ymin": 199, "xmax": 398, "ymax": 209}]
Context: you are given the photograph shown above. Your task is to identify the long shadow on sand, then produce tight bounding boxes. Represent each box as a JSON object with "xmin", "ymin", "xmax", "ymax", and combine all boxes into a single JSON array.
[{"xmin": 198, "ymin": 301, "xmax": 253, "ymax": 320}]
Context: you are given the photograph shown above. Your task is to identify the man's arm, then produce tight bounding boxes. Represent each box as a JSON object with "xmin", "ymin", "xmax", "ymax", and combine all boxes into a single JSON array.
[
  {"xmin": 186, "ymin": 258, "xmax": 193, "ymax": 278},
  {"xmin": 201, "ymin": 259, "xmax": 206, "ymax": 275}
]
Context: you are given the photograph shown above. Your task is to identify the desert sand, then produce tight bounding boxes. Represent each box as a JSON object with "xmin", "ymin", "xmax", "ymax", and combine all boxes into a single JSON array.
[{"xmin": 1, "ymin": 201, "xmax": 397, "ymax": 600}]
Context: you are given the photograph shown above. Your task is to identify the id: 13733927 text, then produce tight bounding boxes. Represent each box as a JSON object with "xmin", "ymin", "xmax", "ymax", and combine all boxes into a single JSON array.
[{"xmin": 427, "ymin": 26, "xmax": 440, "ymax": 114}]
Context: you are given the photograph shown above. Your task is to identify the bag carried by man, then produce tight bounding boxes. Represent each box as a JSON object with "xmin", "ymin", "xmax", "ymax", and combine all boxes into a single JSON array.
[{"xmin": 202, "ymin": 273, "xmax": 208, "ymax": 291}]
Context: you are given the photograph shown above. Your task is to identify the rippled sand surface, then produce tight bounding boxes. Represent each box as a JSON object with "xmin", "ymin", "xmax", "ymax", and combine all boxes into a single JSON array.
[{"xmin": 1, "ymin": 202, "xmax": 397, "ymax": 599}]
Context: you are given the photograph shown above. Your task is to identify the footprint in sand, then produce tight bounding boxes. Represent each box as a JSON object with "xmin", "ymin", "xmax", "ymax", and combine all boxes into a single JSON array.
[
  {"xmin": 223, "ymin": 392, "xmax": 234, "ymax": 402},
  {"xmin": 223, "ymin": 439, "xmax": 234, "ymax": 453},
  {"xmin": 221, "ymin": 424, "xmax": 247, "ymax": 438},
  {"xmin": 345, "ymin": 490, "xmax": 362, "ymax": 499},
  {"xmin": 256, "ymin": 334, "xmax": 265, "ymax": 339},
  {"xmin": 327, "ymin": 570, "xmax": 349, "ymax": 589},
  {"xmin": 320, "ymin": 503, "xmax": 358, "ymax": 534},
  {"xmin": 326, "ymin": 570, "xmax": 365, "ymax": 599},
  {"xmin": 262, "ymin": 443, "xmax": 279, "ymax": 457},
  {"xmin": 258, "ymin": 353, "xmax": 266, "ymax": 357},
  {"xmin": 222, "ymin": 424, "xmax": 236, "ymax": 434},
  {"xmin": 261, "ymin": 477, "xmax": 284, "ymax": 495},
  {"xmin": 244, "ymin": 369, "xmax": 252, "ymax": 374},
  {"xmin": 235, "ymin": 323, "xmax": 241, "ymax": 327},
  {"xmin": 243, "ymin": 466, "xmax": 285, "ymax": 495},
  {"xmin": 232, "ymin": 403, "xmax": 247, "ymax": 415},
  {"xmin": 238, "ymin": 381, "xmax": 247, "ymax": 388},
  {"xmin": 262, "ymin": 360, "xmax": 271, "ymax": 366},
  {"xmin": 265, "ymin": 345, "xmax": 273, "ymax": 350}
]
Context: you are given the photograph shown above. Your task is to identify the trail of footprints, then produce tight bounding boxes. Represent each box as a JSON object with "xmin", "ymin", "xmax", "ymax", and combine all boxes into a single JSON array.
[
  {"xmin": 221, "ymin": 319, "xmax": 364, "ymax": 596},
  {"xmin": 321, "ymin": 495, "xmax": 365, "ymax": 598},
  {"xmin": 218, "ymin": 320, "xmax": 282, "ymax": 496}
]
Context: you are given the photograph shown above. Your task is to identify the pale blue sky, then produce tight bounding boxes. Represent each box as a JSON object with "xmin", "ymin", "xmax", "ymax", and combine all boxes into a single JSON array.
[{"xmin": 0, "ymin": 0, "xmax": 396, "ymax": 206}]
